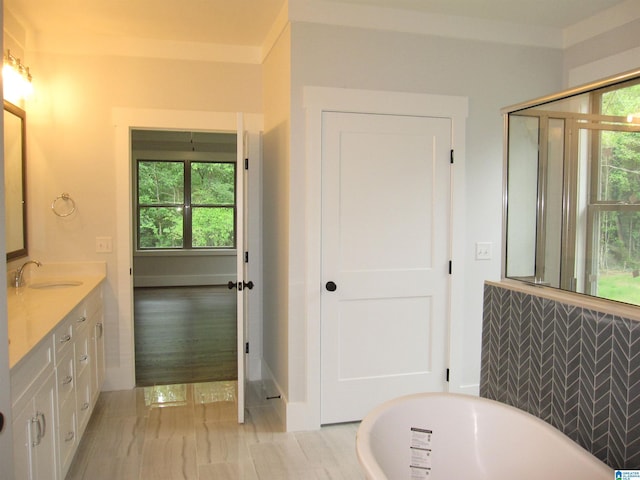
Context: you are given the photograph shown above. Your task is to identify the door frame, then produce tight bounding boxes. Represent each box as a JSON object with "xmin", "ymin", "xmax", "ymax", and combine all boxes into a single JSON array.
[
  {"xmin": 294, "ymin": 87, "xmax": 468, "ymax": 431},
  {"xmin": 111, "ymin": 108, "xmax": 263, "ymax": 394}
]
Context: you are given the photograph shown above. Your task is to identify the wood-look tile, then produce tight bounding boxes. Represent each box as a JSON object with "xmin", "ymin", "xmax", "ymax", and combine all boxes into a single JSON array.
[
  {"xmin": 94, "ymin": 415, "xmax": 147, "ymax": 457},
  {"xmin": 99, "ymin": 388, "xmax": 148, "ymax": 418},
  {"xmin": 243, "ymin": 405, "xmax": 292, "ymax": 445},
  {"xmin": 195, "ymin": 420, "xmax": 251, "ymax": 464},
  {"xmin": 296, "ymin": 424, "xmax": 364, "ymax": 479},
  {"xmin": 66, "ymin": 382, "xmax": 365, "ymax": 480},
  {"xmin": 197, "ymin": 461, "xmax": 259, "ymax": 480},
  {"xmin": 194, "ymin": 399, "xmax": 237, "ymax": 423},
  {"xmin": 67, "ymin": 452, "xmax": 142, "ymax": 480},
  {"xmin": 146, "ymin": 405, "xmax": 195, "ymax": 440},
  {"xmin": 140, "ymin": 435, "xmax": 198, "ymax": 480},
  {"xmin": 249, "ymin": 439, "xmax": 312, "ymax": 479}
]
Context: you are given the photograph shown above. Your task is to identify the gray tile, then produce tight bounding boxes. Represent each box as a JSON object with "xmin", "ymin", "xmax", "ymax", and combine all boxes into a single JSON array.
[{"xmin": 480, "ymin": 283, "xmax": 640, "ymax": 470}]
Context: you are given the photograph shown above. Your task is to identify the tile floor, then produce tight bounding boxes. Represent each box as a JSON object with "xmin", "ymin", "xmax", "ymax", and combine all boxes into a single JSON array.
[{"xmin": 65, "ymin": 382, "xmax": 365, "ymax": 480}]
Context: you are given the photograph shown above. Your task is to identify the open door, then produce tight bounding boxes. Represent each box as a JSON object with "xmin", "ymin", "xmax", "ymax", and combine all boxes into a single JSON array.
[{"xmin": 234, "ymin": 113, "xmax": 248, "ymax": 423}]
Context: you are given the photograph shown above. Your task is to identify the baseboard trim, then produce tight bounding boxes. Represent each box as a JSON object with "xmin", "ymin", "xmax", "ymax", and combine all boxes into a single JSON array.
[
  {"xmin": 448, "ymin": 382, "xmax": 480, "ymax": 396},
  {"xmin": 103, "ymin": 366, "xmax": 136, "ymax": 391}
]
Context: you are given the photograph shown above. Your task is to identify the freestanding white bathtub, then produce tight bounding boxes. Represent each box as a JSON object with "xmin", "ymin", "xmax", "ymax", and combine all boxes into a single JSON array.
[{"xmin": 356, "ymin": 393, "xmax": 613, "ymax": 480}]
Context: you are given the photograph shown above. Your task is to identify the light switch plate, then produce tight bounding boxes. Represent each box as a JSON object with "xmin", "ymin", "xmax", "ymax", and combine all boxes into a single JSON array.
[
  {"xmin": 96, "ymin": 236, "xmax": 112, "ymax": 253},
  {"xmin": 475, "ymin": 242, "xmax": 492, "ymax": 260}
]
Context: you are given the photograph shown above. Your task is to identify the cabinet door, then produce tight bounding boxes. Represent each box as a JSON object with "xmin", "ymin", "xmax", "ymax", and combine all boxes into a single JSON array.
[
  {"xmin": 12, "ymin": 401, "xmax": 35, "ymax": 480},
  {"xmin": 13, "ymin": 372, "xmax": 58, "ymax": 480},
  {"xmin": 92, "ymin": 319, "xmax": 105, "ymax": 395},
  {"xmin": 32, "ymin": 372, "xmax": 58, "ymax": 480}
]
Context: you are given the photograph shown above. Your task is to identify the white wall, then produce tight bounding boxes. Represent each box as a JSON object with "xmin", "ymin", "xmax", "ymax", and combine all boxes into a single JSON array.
[
  {"xmin": 133, "ymin": 254, "xmax": 236, "ymax": 287},
  {"xmin": 261, "ymin": 24, "xmax": 292, "ymax": 403},
  {"xmin": 286, "ymin": 22, "xmax": 564, "ymax": 413},
  {"xmin": 563, "ymin": 4, "xmax": 640, "ymax": 86},
  {"xmin": 15, "ymin": 41, "xmax": 263, "ymax": 389}
]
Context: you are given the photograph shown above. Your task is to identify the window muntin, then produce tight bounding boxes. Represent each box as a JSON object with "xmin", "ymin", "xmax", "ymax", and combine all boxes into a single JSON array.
[{"xmin": 137, "ymin": 159, "xmax": 236, "ymax": 250}]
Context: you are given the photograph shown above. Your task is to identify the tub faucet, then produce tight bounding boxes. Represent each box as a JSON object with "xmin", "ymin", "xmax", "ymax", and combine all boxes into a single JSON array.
[{"xmin": 14, "ymin": 260, "xmax": 42, "ymax": 288}]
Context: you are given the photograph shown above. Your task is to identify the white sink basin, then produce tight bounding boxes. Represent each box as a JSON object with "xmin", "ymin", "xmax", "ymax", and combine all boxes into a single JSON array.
[{"xmin": 29, "ymin": 280, "xmax": 83, "ymax": 289}]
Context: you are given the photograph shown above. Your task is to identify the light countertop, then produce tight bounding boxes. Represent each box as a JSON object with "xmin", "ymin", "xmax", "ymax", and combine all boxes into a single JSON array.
[{"xmin": 7, "ymin": 262, "xmax": 106, "ymax": 369}]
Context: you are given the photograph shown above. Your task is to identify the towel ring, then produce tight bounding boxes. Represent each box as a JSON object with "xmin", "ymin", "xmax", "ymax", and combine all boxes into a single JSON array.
[{"xmin": 51, "ymin": 193, "xmax": 76, "ymax": 217}]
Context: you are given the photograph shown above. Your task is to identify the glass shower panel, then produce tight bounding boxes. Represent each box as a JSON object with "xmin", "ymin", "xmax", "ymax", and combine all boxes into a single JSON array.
[
  {"xmin": 542, "ymin": 118, "xmax": 565, "ymax": 288},
  {"xmin": 506, "ymin": 115, "xmax": 539, "ymax": 280}
]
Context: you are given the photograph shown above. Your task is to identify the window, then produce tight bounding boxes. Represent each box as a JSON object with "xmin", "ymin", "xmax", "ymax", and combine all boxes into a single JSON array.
[
  {"xmin": 136, "ymin": 159, "xmax": 236, "ymax": 250},
  {"xmin": 505, "ymin": 73, "xmax": 640, "ymax": 306}
]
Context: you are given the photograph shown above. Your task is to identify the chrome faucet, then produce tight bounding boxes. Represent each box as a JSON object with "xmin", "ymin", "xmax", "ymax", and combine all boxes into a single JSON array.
[{"xmin": 14, "ymin": 260, "xmax": 42, "ymax": 288}]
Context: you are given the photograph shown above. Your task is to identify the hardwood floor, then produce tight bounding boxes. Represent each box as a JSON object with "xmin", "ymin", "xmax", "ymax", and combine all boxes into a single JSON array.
[
  {"xmin": 134, "ymin": 286, "xmax": 237, "ymax": 386},
  {"xmin": 65, "ymin": 382, "xmax": 364, "ymax": 480}
]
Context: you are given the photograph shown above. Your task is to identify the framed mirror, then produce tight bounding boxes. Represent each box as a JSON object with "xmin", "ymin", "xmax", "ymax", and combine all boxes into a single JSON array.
[{"xmin": 4, "ymin": 100, "xmax": 27, "ymax": 260}]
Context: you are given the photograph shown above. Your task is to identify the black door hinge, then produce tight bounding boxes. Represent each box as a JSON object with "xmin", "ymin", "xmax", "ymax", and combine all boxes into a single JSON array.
[
  {"xmin": 446, "ymin": 368, "xmax": 450, "ymax": 382},
  {"xmin": 244, "ymin": 251, "xmax": 249, "ymax": 263},
  {"xmin": 450, "ymin": 149, "xmax": 454, "ymax": 164},
  {"xmin": 245, "ymin": 158, "xmax": 249, "ymax": 170},
  {"xmin": 245, "ymin": 342, "xmax": 250, "ymax": 354},
  {"xmin": 449, "ymin": 261, "xmax": 452, "ymax": 275}
]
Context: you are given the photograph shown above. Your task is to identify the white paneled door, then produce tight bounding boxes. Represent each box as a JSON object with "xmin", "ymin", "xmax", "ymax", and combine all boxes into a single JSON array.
[
  {"xmin": 321, "ymin": 112, "xmax": 451, "ymax": 424},
  {"xmin": 235, "ymin": 114, "xmax": 246, "ymax": 424}
]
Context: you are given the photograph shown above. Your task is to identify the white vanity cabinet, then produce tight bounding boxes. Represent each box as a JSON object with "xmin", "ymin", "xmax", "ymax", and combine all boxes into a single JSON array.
[
  {"xmin": 10, "ymin": 281, "xmax": 105, "ymax": 480},
  {"xmin": 11, "ymin": 343, "xmax": 57, "ymax": 480},
  {"xmin": 53, "ymin": 285, "xmax": 104, "ymax": 478}
]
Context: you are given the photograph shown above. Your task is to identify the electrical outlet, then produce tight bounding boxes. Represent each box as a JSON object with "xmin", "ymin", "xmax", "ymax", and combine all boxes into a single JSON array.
[
  {"xmin": 475, "ymin": 242, "xmax": 492, "ymax": 260},
  {"xmin": 96, "ymin": 236, "xmax": 112, "ymax": 253}
]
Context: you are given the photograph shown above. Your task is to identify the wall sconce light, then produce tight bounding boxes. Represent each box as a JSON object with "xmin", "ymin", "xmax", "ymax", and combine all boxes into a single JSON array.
[{"xmin": 3, "ymin": 49, "xmax": 34, "ymax": 103}]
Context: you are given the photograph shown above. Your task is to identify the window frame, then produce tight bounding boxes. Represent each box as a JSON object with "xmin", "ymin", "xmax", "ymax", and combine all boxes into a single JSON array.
[{"xmin": 135, "ymin": 158, "xmax": 237, "ymax": 251}]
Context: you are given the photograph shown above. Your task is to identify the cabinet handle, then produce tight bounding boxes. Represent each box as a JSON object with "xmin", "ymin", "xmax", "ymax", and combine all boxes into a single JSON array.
[
  {"xmin": 31, "ymin": 415, "xmax": 41, "ymax": 447},
  {"xmin": 81, "ymin": 402, "xmax": 90, "ymax": 411},
  {"xmin": 97, "ymin": 322, "xmax": 104, "ymax": 339},
  {"xmin": 77, "ymin": 315, "xmax": 87, "ymax": 323},
  {"xmin": 39, "ymin": 412, "xmax": 46, "ymax": 439},
  {"xmin": 65, "ymin": 431, "xmax": 75, "ymax": 443},
  {"xmin": 31, "ymin": 412, "xmax": 45, "ymax": 447},
  {"xmin": 79, "ymin": 354, "xmax": 89, "ymax": 362},
  {"xmin": 60, "ymin": 334, "xmax": 71, "ymax": 343},
  {"xmin": 62, "ymin": 375, "xmax": 73, "ymax": 386}
]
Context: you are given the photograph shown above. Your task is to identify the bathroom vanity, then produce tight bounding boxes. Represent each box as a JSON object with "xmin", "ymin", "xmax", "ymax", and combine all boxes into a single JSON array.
[{"xmin": 7, "ymin": 263, "xmax": 106, "ymax": 480}]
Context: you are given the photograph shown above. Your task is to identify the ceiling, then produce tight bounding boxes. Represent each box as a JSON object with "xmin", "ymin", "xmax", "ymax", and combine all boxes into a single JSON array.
[{"xmin": 5, "ymin": 0, "xmax": 627, "ymax": 47}]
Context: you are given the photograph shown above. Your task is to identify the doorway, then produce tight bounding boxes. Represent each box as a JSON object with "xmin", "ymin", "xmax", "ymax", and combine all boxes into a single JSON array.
[
  {"xmin": 320, "ymin": 111, "xmax": 452, "ymax": 424},
  {"xmin": 130, "ymin": 128, "xmax": 239, "ymax": 387},
  {"xmin": 299, "ymin": 87, "xmax": 468, "ymax": 431}
]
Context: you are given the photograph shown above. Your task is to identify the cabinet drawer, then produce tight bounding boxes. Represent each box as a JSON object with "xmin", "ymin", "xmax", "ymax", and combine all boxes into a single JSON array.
[
  {"xmin": 52, "ymin": 317, "xmax": 74, "ymax": 360},
  {"xmin": 10, "ymin": 341, "xmax": 53, "ymax": 407},
  {"xmin": 56, "ymin": 348, "xmax": 75, "ymax": 404},
  {"xmin": 58, "ymin": 394, "xmax": 77, "ymax": 476},
  {"xmin": 76, "ymin": 368, "xmax": 92, "ymax": 434},
  {"xmin": 75, "ymin": 331, "xmax": 91, "ymax": 379},
  {"xmin": 73, "ymin": 308, "xmax": 90, "ymax": 336}
]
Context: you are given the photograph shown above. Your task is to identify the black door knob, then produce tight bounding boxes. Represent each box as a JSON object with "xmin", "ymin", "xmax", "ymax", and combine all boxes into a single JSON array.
[{"xmin": 325, "ymin": 281, "xmax": 337, "ymax": 292}]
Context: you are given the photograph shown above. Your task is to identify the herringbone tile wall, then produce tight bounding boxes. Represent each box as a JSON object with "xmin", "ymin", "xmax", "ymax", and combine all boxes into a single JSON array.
[{"xmin": 480, "ymin": 283, "xmax": 640, "ymax": 469}]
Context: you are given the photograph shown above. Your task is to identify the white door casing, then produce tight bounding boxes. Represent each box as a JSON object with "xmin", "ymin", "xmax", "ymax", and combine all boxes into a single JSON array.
[
  {"xmin": 112, "ymin": 109, "xmax": 263, "ymax": 407},
  {"xmin": 297, "ymin": 87, "xmax": 468, "ymax": 431},
  {"xmin": 320, "ymin": 111, "xmax": 451, "ymax": 424}
]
